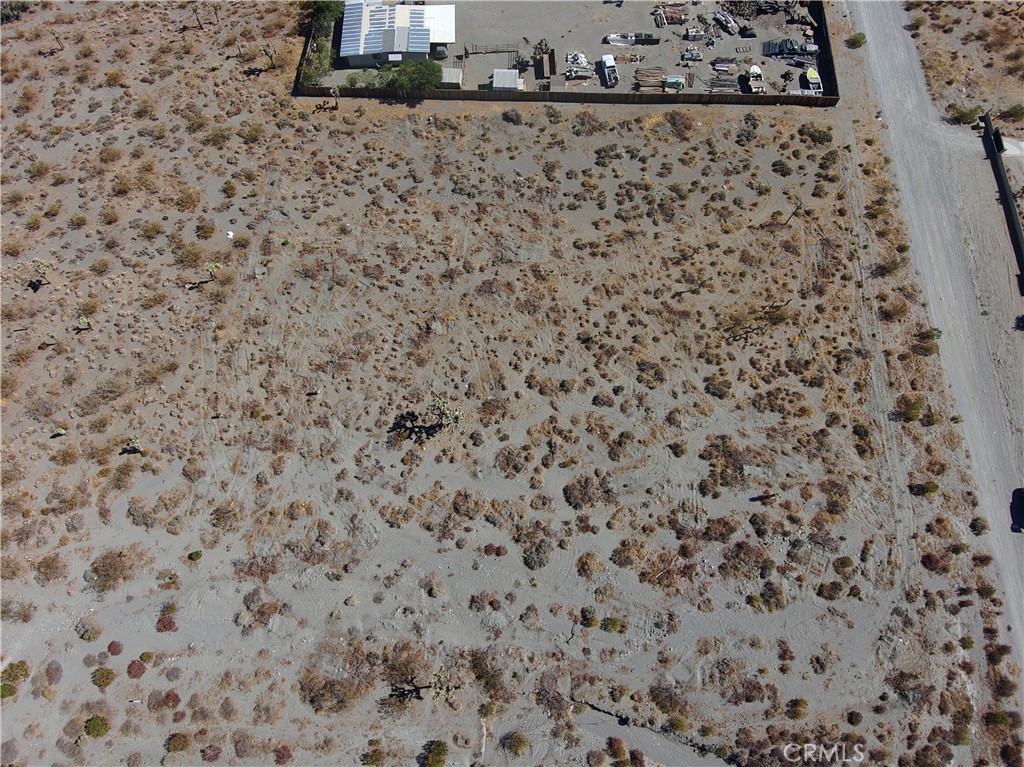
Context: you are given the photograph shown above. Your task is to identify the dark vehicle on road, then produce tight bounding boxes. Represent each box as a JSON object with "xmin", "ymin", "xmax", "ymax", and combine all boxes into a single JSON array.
[{"xmin": 1011, "ymin": 488, "xmax": 1024, "ymax": 533}]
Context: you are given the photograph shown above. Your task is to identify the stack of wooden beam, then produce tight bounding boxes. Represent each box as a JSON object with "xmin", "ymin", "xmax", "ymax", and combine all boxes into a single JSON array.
[
  {"xmin": 634, "ymin": 66, "xmax": 667, "ymax": 92},
  {"xmin": 708, "ymin": 75, "xmax": 739, "ymax": 92}
]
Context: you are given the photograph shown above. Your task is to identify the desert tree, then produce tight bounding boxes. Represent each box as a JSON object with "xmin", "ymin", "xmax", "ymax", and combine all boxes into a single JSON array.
[{"xmin": 260, "ymin": 44, "xmax": 278, "ymax": 70}]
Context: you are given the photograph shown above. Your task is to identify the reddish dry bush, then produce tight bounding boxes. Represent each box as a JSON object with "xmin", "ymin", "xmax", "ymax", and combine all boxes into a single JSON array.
[
  {"xmin": 234, "ymin": 555, "xmax": 281, "ymax": 584},
  {"xmin": 45, "ymin": 660, "xmax": 63, "ymax": 684},
  {"xmin": 156, "ymin": 615, "xmax": 177, "ymax": 633},
  {"xmin": 107, "ymin": 641, "xmax": 123, "ymax": 656},
  {"xmin": 201, "ymin": 745, "xmax": 222, "ymax": 762},
  {"xmin": 273, "ymin": 744, "xmax": 293, "ymax": 765},
  {"xmin": 127, "ymin": 660, "xmax": 147, "ymax": 679}
]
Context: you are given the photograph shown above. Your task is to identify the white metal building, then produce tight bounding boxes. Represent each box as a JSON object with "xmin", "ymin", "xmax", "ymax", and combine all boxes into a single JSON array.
[
  {"xmin": 492, "ymin": 68, "xmax": 523, "ymax": 91},
  {"xmin": 339, "ymin": 0, "xmax": 455, "ymax": 68}
]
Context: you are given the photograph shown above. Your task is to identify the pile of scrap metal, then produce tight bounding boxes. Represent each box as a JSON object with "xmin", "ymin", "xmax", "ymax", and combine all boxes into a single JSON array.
[
  {"xmin": 713, "ymin": 9, "xmax": 740, "ymax": 34},
  {"xmin": 721, "ymin": 0, "xmax": 797, "ymax": 18},
  {"xmin": 682, "ymin": 45, "xmax": 703, "ymax": 61},
  {"xmin": 710, "ymin": 56, "xmax": 737, "ymax": 72},
  {"xmin": 604, "ymin": 32, "xmax": 660, "ymax": 46},
  {"xmin": 762, "ymin": 37, "xmax": 817, "ymax": 60},
  {"xmin": 652, "ymin": 4, "xmax": 688, "ymax": 26},
  {"xmin": 564, "ymin": 51, "xmax": 595, "ymax": 79}
]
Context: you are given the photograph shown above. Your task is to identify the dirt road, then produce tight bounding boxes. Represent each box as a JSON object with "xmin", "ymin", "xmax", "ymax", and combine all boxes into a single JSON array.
[{"xmin": 845, "ymin": 0, "xmax": 1024, "ymax": 708}]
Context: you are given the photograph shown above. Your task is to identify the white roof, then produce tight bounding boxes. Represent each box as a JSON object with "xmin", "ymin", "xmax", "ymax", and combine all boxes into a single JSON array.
[
  {"xmin": 493, "ymin": 69, "xmax": 520, "ymax": 89},
  {"xmin": 422, "ymin": 5, "xmax": 455, "ymax": 43},
  {"xmin": 749, "ymin": 65, "xmax": 762, "ymax": 76},
  {"xmin": 442, "ymin": 67, "xmax": 463, "ymax": 84}
]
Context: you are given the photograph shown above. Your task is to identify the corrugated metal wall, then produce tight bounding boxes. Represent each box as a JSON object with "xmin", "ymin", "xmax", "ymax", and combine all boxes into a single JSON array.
[{"xmin": 296, "ymin": 85, "xmax": 839, "ymax": 108}]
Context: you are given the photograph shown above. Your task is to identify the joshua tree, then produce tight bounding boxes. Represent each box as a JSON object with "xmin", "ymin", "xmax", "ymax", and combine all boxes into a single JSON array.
[
  {"xmin": 260, "ymin": 44, "xmax": 278, "ymax": 70},
  {"xmin": 204, "ymin": 0, "xmax": 219, "ymax": 23},
  {"xmin": 191, "ymin": 3, "xmax": 204, "ymax": 30},
  {"xmin": 532, "ymin": 39, "xmax": 551, "ymax": 58},
  {"xmin": 430, "ymin": 669, "xmax": 459, "ymax": 702},
  {"xmin": 387, "ymin": 396, "xmax": 463, "ymax": 447},
  {"xmin": 49, "ymin": 30, "xmax": 64, "ymax": 51},
  {"xmin": 28, "ymin": 262, "xmax": 51, "ymax": 292},
  {"xmin": 120, "ymin": 435, "xmax": 143, "ymax": 456},
  {"xmin": 187, "ymin": 262, "xmax": 222, "ymax": 290},
  {"xmin": 330, "ymin": 84, "xmax": 342, "ymax": 110},
  {"xmin": 428, "ymin": 396, "xmax": 463, "ymax": 431}
]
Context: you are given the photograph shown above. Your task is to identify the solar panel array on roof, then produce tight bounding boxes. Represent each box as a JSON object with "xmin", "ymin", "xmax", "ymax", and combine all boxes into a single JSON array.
[
  {"xmin": 339, "ymin": 0, "xmax": 371, "ymax": 57},
  {"xmin": 340, "ymin": 0, "xmax": 450, "ymax": 58}
]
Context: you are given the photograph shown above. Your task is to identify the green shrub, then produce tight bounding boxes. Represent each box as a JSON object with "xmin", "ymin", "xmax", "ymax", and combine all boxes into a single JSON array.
[
  {"xmin": 388, "ymin": 59, "xmax": 442, "ymax": 90},
  {"xmin": 84, "ymin": 715, "xmax": 110, "ymax": 737},
  {"xmin": 27, "ymin": 160, "xmax": 51, "ymax": 180},
  {"xmin": 423, "ymin": 740, "xmax": 448, "ymax": 767},
  {"xmin": 952, "ymin": 105, "xmax": 983, "ymax": 125},
  {"xmin": 500, "ymin": 731, "xmax": 530, "ymax": 757},
  {"xmin": 204, "ymin": 126, "xmax": 232, "ymax": 149},
  {"xmin": 845, "ymin": 32, "xmax": 867, "ymax": 49},
  {"xmin": 999, "ymin": 104, "xmax": 1024, "ymax": 122},
  {"xmin": 92, "ymin": 667, "xmax": 116, "ymax": 689},
  {"xmin": 0, "ymin": 684, "xmax": 15, "ymax": 699},
  {"xmin": 969, "ymin": 517, "xmax": 989, "ymax": 536},
  {"xmin": 1, "ymin": 661, "xmax": 29, "ymax": 685},
  {"xmin": 895, "ymin": 393, "xmax": 927, "ymax": 422},
  {"xmin": 188, "ymin": 550, "xmax": 202, "ymax": 561},
  {"xmin": 786, "ymin": 698, "xmax": 808, "ymax": 719},
  {"xmin": 165, "ymin": 732, "xmax": 189, "ymax": 752}
]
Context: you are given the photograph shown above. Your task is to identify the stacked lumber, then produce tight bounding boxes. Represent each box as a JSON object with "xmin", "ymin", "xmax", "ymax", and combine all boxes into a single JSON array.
[
  {"xmin": 708, "ymin": 75, "xmax": 739, "ymax": 92},
  {"xmin": 634, "ymin": 66, "xmax": 667, "ymax": 92}
]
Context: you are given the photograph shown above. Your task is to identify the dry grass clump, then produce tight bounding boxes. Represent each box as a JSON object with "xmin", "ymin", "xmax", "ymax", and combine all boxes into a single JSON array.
[{"xmin": 88, "ymin": 544, "xmax": 147, "ymax": 592}]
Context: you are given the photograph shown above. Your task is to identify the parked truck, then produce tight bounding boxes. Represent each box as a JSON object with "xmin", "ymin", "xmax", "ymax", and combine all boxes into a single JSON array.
[{"xmin": 600, "ymin": 54, "xmax": 619, "ymax": 88}]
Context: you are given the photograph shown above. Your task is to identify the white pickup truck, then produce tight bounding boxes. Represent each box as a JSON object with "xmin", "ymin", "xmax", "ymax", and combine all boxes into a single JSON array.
[{"xmin": 600, "ymin": 54, "xmax": 619, "ymax": 88}]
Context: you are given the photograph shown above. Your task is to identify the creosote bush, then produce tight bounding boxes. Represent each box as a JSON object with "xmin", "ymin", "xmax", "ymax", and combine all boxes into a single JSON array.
[
  {"xmin": 501, "ymin": 730, "xmax": 531, "ymax": 757},
  {"xmin": 845, "ymin": 32, "xmax": 867, "ymax": 49},
  {"xmin": 422, "ymin": 740, "xmax": 448, "ymax": 767},
  {"xmin": 84, "ymin": 715, "xmax": 110, "ymax": 737},
  {"xmin": 166, "ymin": 732, "xmax": 190, "ymax": 752},
  {"xmin": 92, "ymin": 667, "xmax": 116, "ymax": 690}
]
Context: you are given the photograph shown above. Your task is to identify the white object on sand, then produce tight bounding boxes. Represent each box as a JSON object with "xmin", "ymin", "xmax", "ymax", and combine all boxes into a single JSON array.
[{"xmin": 227, "ymin": 231, "xmax": 234, "ymax": 239}]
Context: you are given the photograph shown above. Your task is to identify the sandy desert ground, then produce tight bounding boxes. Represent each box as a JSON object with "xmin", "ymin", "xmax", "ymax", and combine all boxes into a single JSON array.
[
  {"xmin": 1, "ymin": 2, "xmax": 1021, "ymax": 766},
  {"xmin": 901, "ymin": 0, "xmax": 1024, "ymax": 126}
]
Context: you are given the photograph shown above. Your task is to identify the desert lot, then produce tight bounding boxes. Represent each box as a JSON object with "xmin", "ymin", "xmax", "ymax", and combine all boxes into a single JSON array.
[
  {"xmin": 321, "ymin": 0, "xmax": 827, "ymax": 95},
  {"xmin": 0, "ymin": 2, "xmax": 1021, "ymax": 767}
]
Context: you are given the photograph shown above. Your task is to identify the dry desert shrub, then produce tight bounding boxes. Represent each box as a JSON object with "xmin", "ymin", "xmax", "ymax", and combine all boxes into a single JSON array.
[
  {"xmin": 300, "ymin": 639, "xmax": 379, "ymax": 714},
  {"xmin": 87, "ymin": 544, "xmax": 147, "ymax": 592}
]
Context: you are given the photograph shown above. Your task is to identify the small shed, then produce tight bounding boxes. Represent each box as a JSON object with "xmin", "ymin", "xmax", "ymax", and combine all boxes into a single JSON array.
[
  {"xmin": 441, "ymin": 67, "xmax": 463, "ymax": 89},
  {"xmin": 492, "ymin": 68, "xmax": 523, "ymax": 91}
]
